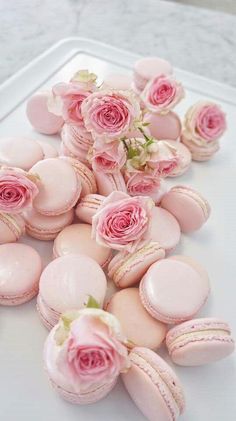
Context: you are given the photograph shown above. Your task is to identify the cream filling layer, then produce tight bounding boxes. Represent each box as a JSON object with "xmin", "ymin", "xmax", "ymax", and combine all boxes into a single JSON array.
[
  {"xmin": 170, "ymin": 329, "xmax": 230, "ymax": 349},
  {"xmin": 0, "ymin": 213, "xmax": 22, "ymax": 236}
]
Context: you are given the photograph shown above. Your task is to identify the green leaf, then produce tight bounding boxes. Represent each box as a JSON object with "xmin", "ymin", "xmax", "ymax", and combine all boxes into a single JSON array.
[
  {"xmin": 142, "ymin": 122, "xmax": 150, "ymax": 126},
  {"xmin": 87, "ymin": 295, "xmax": 100, "ymax": 309}
]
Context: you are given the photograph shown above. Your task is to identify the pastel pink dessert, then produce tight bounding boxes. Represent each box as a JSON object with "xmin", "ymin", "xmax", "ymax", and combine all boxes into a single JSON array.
[
  {"xmin": 60, "ymin": 157, "xmax": 97, "ymax": 197},
  {"xmin": 37, "ymin": 254, "xmax": 107, "ymax": 329},
  {"xmin": 53, "ymin": 223, "xmax": 112, "ymax": 268},
  {"xmin": 0, "ymin": 243, "xmax": 42, "ymax": 305},
  {"xmin": 133, "ymin": 56, "xmax": 173, "ymax": 93},
  {"xmin": 108, "ymin": 242, "xmax": 165, "ymax": 288},
  {"xmin": 23, "ymin": 208, "xmax": 74, "ymax": 241},
  {"xmin": 94, "ymin": 171, "xmax": 127, "ymax": 196},
  {"xmin": 0, "ymin": 137, "xmax": 44, "ymax": 171},
  {"xmin": 0, "ymin": 212, "xmax": 25, "ymax": 244},
  {"xmin": 38, "ymin": 141, "xmax": 58, "ymax": 159},
  {"xmin": 106, "ymin": 288, "xmax": 167, "ymax": 350},
  {"xmin": 150, "ymin": 206, "xmax": 181, "ymax": 253},
  {"xmin": 160, "ymin": 185, "xmax": 211, "ymax": 233},
  {"xmin": 163, "ymin": 140, "xmax": 192, "ymax": 177},
  {"xmin": 75, "ymin": 194, "xmax": 104, "ymax": 224},
  {"xmin": 166, "ymin": 318, "xmax": 235, "ymax": 366},
  {"xmin": 143, "ymin": 111, "xmax": 182, "ymax": 141},
  {"xmin": 26, "ymin": 91, "xmax": 64, "ymax": 135},
  {"xmin": 44, "ymin": 308, "xmax": 129, "ymax": 404},
  {"xmin": 102, "ymin": 73, "xmax": 132, "ymax": 90},
  {"xmin": 122, "ymin": 347, "xmax": 185, "ymax": 421},
  {"xmin": 30, "ymin": 158, "xmax": 81, "ymax": 216},
  {"xmin": 140, "ymin": 256, "xmax": 210, "ymax": 324},
  {"xmin": 61, "ymin": 123, "xmax": 93, "ymax": 165},
  {"xmin": 181, "ymin": 101, "xmax": 226, "ymax": 161}
]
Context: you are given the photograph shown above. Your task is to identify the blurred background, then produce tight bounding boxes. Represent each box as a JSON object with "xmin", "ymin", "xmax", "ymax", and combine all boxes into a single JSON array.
[{"xmin": 0, "ymin": 0, "xmax": 235, "ymax": 86}]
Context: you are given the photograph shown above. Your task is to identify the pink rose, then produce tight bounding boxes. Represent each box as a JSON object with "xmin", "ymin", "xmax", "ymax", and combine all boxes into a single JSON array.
[
  {"xmin": 125, "ymin": 170, "xmax": 166, "ymax": 204},
  {"xmin": 70, "ymin": 69, "xmax": 97, "ymax": 92},
  {"xmin": 0, "ymin": 167, "xmax": 39, "ymax": 214},
  {"xmin": 55, "ymin": 308, "xmax": 129, "ymax": 392},
  {"xmin": 141, "ymin": 74, "xmax": 184, "ymax": 113},
  {"xmin": 49, "ymin": 83, "xmax": 91, "ymax": 127},
  {"xmin": 183, "ymin": 101, "xmax": 226, "ymax": 145},
  {"xmin": 91, "ymin": 139, "xmax": 126, "ymax": 173},
  {"xmin": 92, "ymin": 191, "xmax": 154, "ymax": 252},
  {"xmin": 81, "ymin": 90, "xmax": 140, "ymax": 141},
  {"xmin": 146, "ymin": 140, "xmax": 179, "ymax": 177}
]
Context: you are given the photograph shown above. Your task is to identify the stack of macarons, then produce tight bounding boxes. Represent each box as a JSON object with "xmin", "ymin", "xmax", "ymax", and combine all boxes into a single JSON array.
[{"xmin": 0, "ymin": 59, "xmax": 233, "ymax": 421}]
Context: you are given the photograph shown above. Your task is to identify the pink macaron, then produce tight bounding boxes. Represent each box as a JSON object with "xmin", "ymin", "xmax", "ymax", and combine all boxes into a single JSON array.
[
  {"xmin": 160, "ymin": 185, "xmax": 211, "ymax": 233},
  {"xmin": 163, "ymin": 140, "xmax": 192, "ymax": 177},
  {"xmin": 106, "ymin": 288, "xmax": 167, "ymax": 350},
  {"xmin": 166, "ymin": 318, "xmax": 235, "ymax": 366},
  {"xmin": 181, "ymin": 133, "xmax": 220, "ymax": 161},
  {"xmin": 0, "ymin": 137, "xmax": 44, "ymax": 171},
  {"xmin": 30, "ymin": 158, "xmax": 81, "ymax": 216},
  {"xmin": 108, "ymin": 242, "xmax": 165, "ymax": 288},
  {"xmin": 53, "ymin": 223, "xmax": 112, "ymax": 268},
  {"xmin": 61, "ymin": 123, "xmax": 93, "ymax": 165},
  {"xmin": 150, "ymin": 206, "xmax": 181, "ymax": 253},
  {"xmin": 38, "ymin": 141, "xmax": 58, "ymax": 159},
  {"xmin": 143, "ymin": 111, "xmax": 182, "ymax": 141},
  {"xmin": 95, "ymin": 170, "xmax": 127, "ymax": 196},
  {"xmin": 37, "ymin": 254, "xmax": 107, "ymax": 329},
  {"xmin": 0, "ymin": 243, "xmax": 42, "ymax": 305},
  {"xmin": 0, "ymin": 212, "xmax": 25, "ymax": 244},
  {"xmin": 140, "ymin": 256, "xmax": 210, "ymax": 324},
  {"xmin": 75, "ymin": 194, "xmax": 105, "ymax": 224},
  {"xmin": 122, "ymin": 347, "xmax": 185, "ymax": 421},
  {"xmin": 23, "ymin": 208, "xmax": 74, "ymax": 241},
  {"xmin": 102, "ymin": 73, "xmax": 132, "ymax": 90},
  {"xmin": 61, "ymin": 157, "xmax": 97, "ymax": 197},
  {"xmin": 26, "ymin": 91, "xmax": 64, "ymax": 135},
  {"xmin": 133, "ymin": 56, "xmax": 173, "ymax": 93}
]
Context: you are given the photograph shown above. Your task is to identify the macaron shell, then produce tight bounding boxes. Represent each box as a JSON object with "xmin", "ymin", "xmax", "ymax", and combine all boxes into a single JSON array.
[
  {"xmin": 0, "ymin": 243, "xmax": 42, "ymax": 305},
  {"xmin": 95, "ymin": 171, "xmax": 127, "ymax": 196},
  {"xmin": 0, "ymin": 137, "xmax": 44, "ymax": 170},
  {"xmin": 181, "ymin": 133, "xmax": 219, "ymax": 161},
  {"xmin": 160, "ymin": 186, "xmax": 210, "ymax": 233},
  {"xmin": 106, "ymin": 288, "xmax": 167, "ymax": 350},
  {"xmin": 0, "ymin": 213, "xmax": 25, "ymax": 244},
  {"xmin": 53, "ymin": 223, "xmax": 112, "ymax": 268},
  {"xmin": 144, "ymin": 112, "xmax": 182, "ymax": 141},
  {"xmin": 30, "ymin": 158, "xmax": 81, "ymax": 215},
  {"xmin": 26, "ymin": 91, "xmax": 64, "ymax": 135},
  {"xmin": 38, "ymin": 141, "xmax": 58, "ymax": 159},
  {"xmin": 39, "ymin": 254, "xmax": 107, "ymax": 314},
  {"xmin": 102, "ymin": 73, "xmax": 132, "ymax": 90},
  {"xmin": 75, "ymin": 194, "xmax": 104, "ymax": 224},
  {"xmin": 150, "ymin": 207, "xmax": 181, "ymax": 253},
  {"xmin": 61, "ymin": 157, "xmax": 97, "ymax": 197},
  {"xmin": 140, "ymin": 258, "xmax": 210, "ymax": 324}
]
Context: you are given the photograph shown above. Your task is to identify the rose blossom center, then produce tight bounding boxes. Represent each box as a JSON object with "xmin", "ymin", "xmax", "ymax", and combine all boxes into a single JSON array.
[
  {"xmin": 69, "ymin": 347, "xmax": 114, "ymax": 376},
  {"xmin": 91, "ymin": 97, "xmax": 129, "ymax": 131}
]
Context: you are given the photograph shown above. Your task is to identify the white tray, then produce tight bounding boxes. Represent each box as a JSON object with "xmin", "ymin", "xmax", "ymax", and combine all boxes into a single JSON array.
[{"xmin": 0, "ymin": 38, "xmax": 235, "ymax": 421}]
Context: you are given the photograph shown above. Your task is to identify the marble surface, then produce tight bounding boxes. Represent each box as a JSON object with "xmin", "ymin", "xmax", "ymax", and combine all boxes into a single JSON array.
[{"xmin": 0, "ymin": 0, "xmax": 236, "ymax": 87}]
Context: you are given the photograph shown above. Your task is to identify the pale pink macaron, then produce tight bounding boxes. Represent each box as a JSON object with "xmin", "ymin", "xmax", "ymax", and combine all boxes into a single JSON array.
[
  {"xmin": 23, "ymin": 208, "xmax": 74, "ymax": 241},
  {"xmin": 144, "ymin": 111, "xmax": 182, "ymax": 141},
  {"xmin": 30, "ymin": 158, "xmax": 81, "ymax": 216},
  {"xmin": 106, "ymin": 288, "xmax": 167, "ymax": 350},
  {"xmin": 38, "ymin": 141, "xmax": 58, "ymax": 159},
  {"xmin": 26, "ymin": 91, "xmax": 64, "ymax": 135},
  {"xmin": 0, "ymin": 243, "xmax": 42, "ymax": 305},
  {"xmin": 37, "ymin": 254, "xmax": 107, "ymax": 329},
  {"xmin": 75, "ymin": 194, "xmax": 105, "ymax": 224},
  {"xmin": 102, "ymin": 73, "xmax": 132, "ymax": 90},
  {"xmin": 160, "ymin": 185, "xmax": 211, "ymax": 233},
  {"xmin": 122, "ymin": 347, "xmax": 185, "ymax": 421},
  {"xmin": 0, "ymin": 136, "xmax": 44, "ymax": 170},
  {"xmin": 108, "ymin": 242, "xmax": 165, "ymax": 288},
  {"xmin": 53, "ymin": 223, "xmax": 112, "ymax": 268},
  {"xmin": 61, "ymin": 123, "xmax": 93, "ymax": 165},
  {"xmin": 166, "ymin": 318, "xmax": 235, "ymax": 366},
  {"xmin": 163, "ymin": 140, "xmax": 192, "ymax": 177},
  {"xmin": 61, "ymin": 157, "xmax": 97, "ymax": 197},
  {"xmin": 44, "ymin": 323, "xmax": 117, "ymax": 404},
  {"xmin": 181, "ymin": 134, "xmax": 220, "ymax": 161},
  {"xmin": 95, "ymin": 170, "xmax": 127, "ymax": 196},
  {"xmin": 150, "ymin": 206, "xmax": 181, "ymax": 253},
  {"xmin": 139, "ymin": 256, "xmax": 210, "ymax": 324},
  {"xmin": 133, "ymin": 56, "xmax": 173, "ymax": 93},
  {"xmin": 0, "ymin": 212, "xmax": 25, "ymax": 244}
]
